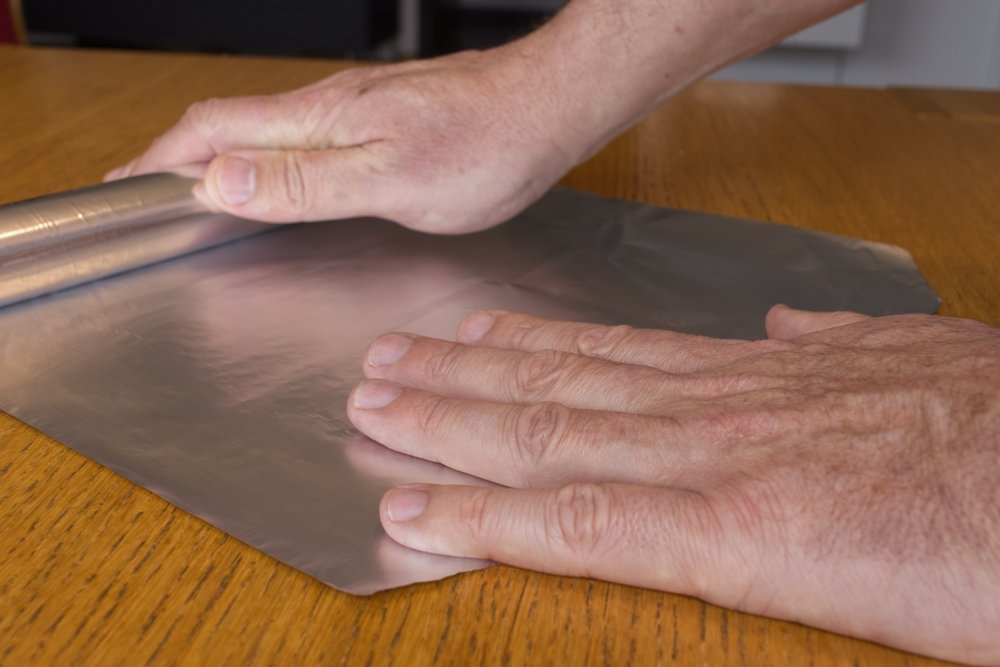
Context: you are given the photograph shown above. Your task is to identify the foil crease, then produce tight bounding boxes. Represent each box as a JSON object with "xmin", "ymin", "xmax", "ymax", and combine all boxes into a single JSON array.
[{"xmin": 0, "ymin": 177, "xmax": 939, "ymax": 594}]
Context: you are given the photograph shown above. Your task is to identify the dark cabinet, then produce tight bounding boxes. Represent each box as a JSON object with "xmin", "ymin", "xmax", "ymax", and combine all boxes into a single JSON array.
[{"xmin": 23, "ymin": 0, "xmax": 397, "ymax": 57}]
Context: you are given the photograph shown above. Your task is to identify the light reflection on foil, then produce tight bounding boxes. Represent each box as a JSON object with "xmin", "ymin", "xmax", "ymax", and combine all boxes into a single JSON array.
[
  {"xmin": 0, "ymin": 174, "xmax": 269, "ymax": 307},
  {"xmin": 0, "ymin": 176, "xmax": 939, "ymax": 593}
]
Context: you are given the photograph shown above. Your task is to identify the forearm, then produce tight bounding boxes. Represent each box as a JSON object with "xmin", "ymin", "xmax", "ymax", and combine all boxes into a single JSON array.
[
  {"xmin": 499, "ymin": 0, "xmax": 862, "ymax": 160},
  {"xmin": 112, "ymin": 0, "xmax": 863, "ymax": 230}
]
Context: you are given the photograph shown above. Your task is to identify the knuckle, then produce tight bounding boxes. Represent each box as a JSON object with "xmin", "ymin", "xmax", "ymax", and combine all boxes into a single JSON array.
[
  {"xmin": 415, "ymin": 394, "xmax": 455, "ymax": 435},
  {"xmin": 511, "ymin": 401, "xmax": 571, "ymax": 469},
  {"xmin": 359, "ymin": 81, "xmax": 437, "ymax": 137},
  {"xmin": 456, "ymin": 487, "xmax": 495, "ymax": 541},
  {"xmin": 297, "ymin": 89, "xmax": 341, "ymax": 140},
  {"xmin": 424, "ymin": 342, "xmax": 467, "ymax": 383},
  {"xmin": 575, "ymin": 324, "xmax": 634, "ymax": 357},
  {"xmin": 507, "ymin": 321, "xmax": 537, "ymax": 349},
  {"xmin": 512, "ymin": 349, "xmax": 573, "ymax": 400},
  {"xmin": 181, "ymin": 97, "xmax": 228, "ymax": 127},
  {"xmin": 546, "ymin": 483, "xmax": 617, "ymax": 560},
  {"xmin": 278, "ymin": 151, "xmax": 311, "ymax": 217}
]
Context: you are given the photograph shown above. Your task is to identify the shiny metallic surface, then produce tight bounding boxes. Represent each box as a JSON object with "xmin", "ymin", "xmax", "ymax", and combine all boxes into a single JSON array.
[
  {"xmin": 0, "ymin": 183, "xmax": 938, "ymax": 594},
  {"xmin": 0, "ymin": 174, "xmax": 269, "ymax": 307}
]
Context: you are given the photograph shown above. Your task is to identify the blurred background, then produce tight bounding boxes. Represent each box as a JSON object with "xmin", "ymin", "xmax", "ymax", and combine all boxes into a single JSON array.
[{"xmin": 4, "ymin": 0, "xmax": 999, "ymax": 90}]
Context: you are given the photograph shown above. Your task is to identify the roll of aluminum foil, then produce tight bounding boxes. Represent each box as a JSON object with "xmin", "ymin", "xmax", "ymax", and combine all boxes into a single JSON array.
[
  {"xmin": 0, "ymin": 182, "xmax": 939, "ymax": 594},
  {"xmin": 0, "ymin": 173, "xmax": 270, "ymax": 308}
]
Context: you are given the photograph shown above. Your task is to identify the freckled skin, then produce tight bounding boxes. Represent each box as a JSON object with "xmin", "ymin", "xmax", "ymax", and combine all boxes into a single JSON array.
[
  {"xmin": 103, "ymin": 0, "xmax": 1000, "ymax": 659},
  {"xmin": 109, "ymin": 0, "xmax": 860, "ymax": 232},
  {"xmin": 348, "ymin": 307, "xmax": 1000, "ymax": 664}
]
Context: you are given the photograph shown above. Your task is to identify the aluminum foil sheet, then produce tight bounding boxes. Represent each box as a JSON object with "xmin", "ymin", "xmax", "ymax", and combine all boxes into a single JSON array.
[{"xmin": 0, "ymin": 176, "xmax": 939, "ymax": 594}]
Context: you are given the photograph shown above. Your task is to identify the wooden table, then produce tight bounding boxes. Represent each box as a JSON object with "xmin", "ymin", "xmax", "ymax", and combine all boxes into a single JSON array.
[{"xmin": 1, "ymin": 45, "xmax": 997, "ymax": 667}]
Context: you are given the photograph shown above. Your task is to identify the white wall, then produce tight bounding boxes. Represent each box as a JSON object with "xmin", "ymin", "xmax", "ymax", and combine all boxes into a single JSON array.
[{"xmin": 715, "ymin": 0, "xmax": 1000, "ymax": 90}]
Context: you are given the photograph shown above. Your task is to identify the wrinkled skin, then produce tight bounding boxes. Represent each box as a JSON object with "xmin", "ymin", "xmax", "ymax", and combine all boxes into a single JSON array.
[
  {"xmin": 106, "ymin": 1, "xmax": 862, "ymax": 235},
  {"xmin": 106, "ymin": 49, "xmax": 585, "ymax": 234},
  {"xmin": 105, "ymin": 2, "xmax": 997, "ymax": 658},
  {"xmin": 347, "ymin": 306, "xmax": 1000, "ymax": 664}
]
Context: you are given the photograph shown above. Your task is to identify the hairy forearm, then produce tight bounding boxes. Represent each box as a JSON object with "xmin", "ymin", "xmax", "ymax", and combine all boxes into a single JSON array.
[{"xmin": 500, "ymin": 0, "xmax": 862, "ymax": 160}]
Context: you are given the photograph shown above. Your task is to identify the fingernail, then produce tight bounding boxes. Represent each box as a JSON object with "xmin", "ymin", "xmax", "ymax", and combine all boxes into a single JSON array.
[
  {"xmin": 353, "ymin": 380, "xmax": 401, "ymax": 409},
  {"xmin": 368, "ymin": 334, "xmax": 413, "ymax": 367},
  {"xmin": 458, "ymin": 312, "xmax": 495, "ymax": 344},
  {"xmin": 216, "ymin": 156, "xmax": 255, "ymax": 206},
  {"xmin": 386, "ymin": 486, "xmax": 428, "ymax": 522}
]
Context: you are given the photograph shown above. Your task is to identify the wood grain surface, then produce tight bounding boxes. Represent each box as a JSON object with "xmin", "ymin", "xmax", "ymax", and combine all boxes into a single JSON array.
[{"xmin": 1, "ymin": 45, "xmax": 997, "ymax": 666}]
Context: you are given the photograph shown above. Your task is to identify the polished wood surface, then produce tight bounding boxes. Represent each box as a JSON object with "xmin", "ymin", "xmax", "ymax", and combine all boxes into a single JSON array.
[
  {"xmin": 1, "ymin": 45, "xmax": 997, "ymax": 666},
  {"xmin": 890, "ymin": 86, "xmax": 1000, "ymax": 124}
]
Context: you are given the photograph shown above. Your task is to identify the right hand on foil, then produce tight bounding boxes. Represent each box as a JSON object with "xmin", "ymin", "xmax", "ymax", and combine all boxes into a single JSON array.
[{"xmin": 105, "ymin": 49, "xmax": 585, "ymax": 234}]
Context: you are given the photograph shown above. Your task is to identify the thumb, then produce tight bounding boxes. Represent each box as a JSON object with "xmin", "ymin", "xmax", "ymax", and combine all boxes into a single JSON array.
[
  {"xmin": 380, "ymin": 482, "xmax": 742, "ymax": 602},
  {"xmin": 200, "ymin": 147, "xmax": 393, "ymax": 223},
  {"xmin": 765, "ymin": 304, "xmax": 870, "ymax": 340}
]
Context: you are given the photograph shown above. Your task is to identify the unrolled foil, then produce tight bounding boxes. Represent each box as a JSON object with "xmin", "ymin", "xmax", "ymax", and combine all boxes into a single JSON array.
[{"xmin": 0, "ymin": 178, "xmax": 939, "ymax": 594}]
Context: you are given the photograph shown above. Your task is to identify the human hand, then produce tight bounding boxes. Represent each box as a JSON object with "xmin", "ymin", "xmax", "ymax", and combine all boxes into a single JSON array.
[
  {"xmin": 347, "ymin": 306, "xmax": 1000, "ymax": 663},
  {"xmin": 104, "ymin": 47, "xmax": 590, "ymax": 233},
  {"xmin": 104, "ymin": 0, "xmax": 865, "ymax": 233}
]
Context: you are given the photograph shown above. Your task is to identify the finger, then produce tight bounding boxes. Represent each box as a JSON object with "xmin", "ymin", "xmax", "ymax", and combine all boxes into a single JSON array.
[
  {"xmin": 765, "ymin": 304, "xmax": 870, "ymax": 340},
  {"xmin": 125, "ymin": 93, "xmax": 325, "ymax": 178},
  {"xmin": 347, "ymin": 380, "xmax": 713, "ymax": 488},
  {"xmin": 363, "ymin": 333, "xmax": 773, "ymax": 412},
  {"xmin": 456, "ymin": 310, "xmax": 782, "ymax": 373},
  {"xmin": 380, "ymin": 482, "xmax": 754, "ymax": 608},
  {"xmin": 107, "ymin": 162, "xmax": 207, "ymax": 184},
  {"xmin": 104, "ymin": 158, "xmax": 136, "ymax": 182},
  {"xmin": 198, "ymin": 145, "xmax": 398, "ymax": 222},
  {"xmin": 341, "ymin": 433, "xmax": 497, "ymax": 488}
]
